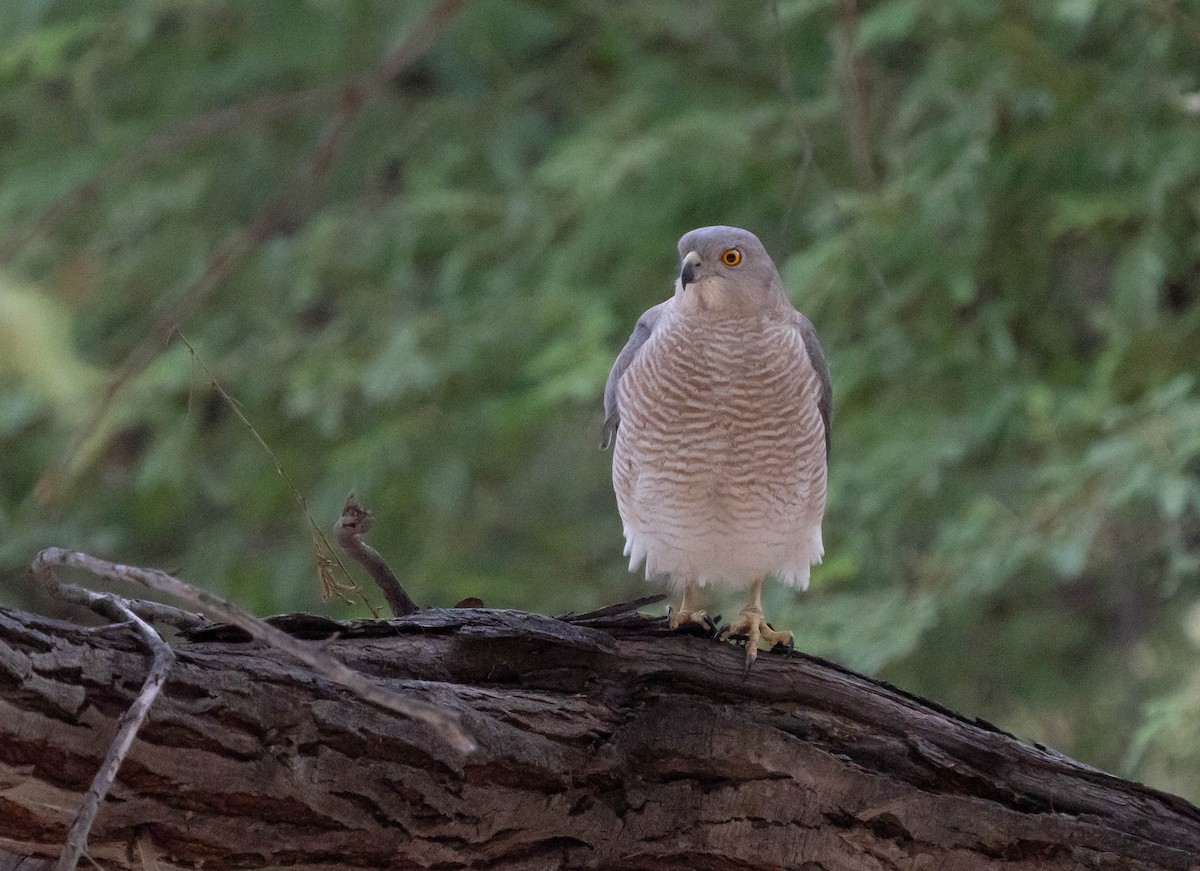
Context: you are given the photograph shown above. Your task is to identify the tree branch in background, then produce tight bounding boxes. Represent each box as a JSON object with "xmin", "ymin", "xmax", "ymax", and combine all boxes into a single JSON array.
[
  {"xmin": 771, "ymin": 0, "xmax": 815, "ymax": 246},
  {"xmin": 32, "ymin": 0, "xmax": 467, "ymax": 507},
  {"xmin": 0, "ymin": 86, "xmax": 338, "ymax": 268},
  {"xmin": 336, "ymin": 493, "xmax": 420, "ymax": 618},
  {"xmin": 835, "ymin": 0, "xmax": 878, "ymax": 190}
]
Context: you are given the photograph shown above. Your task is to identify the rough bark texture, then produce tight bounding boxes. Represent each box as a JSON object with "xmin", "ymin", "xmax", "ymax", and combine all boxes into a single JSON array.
[{"xmin": 1, "ymin": 603, "xmax": 1198, "ymax": 871}]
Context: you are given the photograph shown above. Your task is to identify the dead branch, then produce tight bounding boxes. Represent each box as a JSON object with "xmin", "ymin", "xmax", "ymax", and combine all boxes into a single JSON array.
[
  {"xmin": 2, "ymin": 601, "xmax": 1198, "ymax": 870},
  {"xmin": 335, "ymin": 493, "xmax": 419, "ymax": 618},
  {"xmin": 29, "ymin": 548, "xmax": 472, "ymax": 753}
]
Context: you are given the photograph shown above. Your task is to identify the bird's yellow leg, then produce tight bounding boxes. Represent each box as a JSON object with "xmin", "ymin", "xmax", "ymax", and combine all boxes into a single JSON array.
[
  {"xmin": 719, "ymin": 578, "xmax": 795, "ymax": 672},
  {"xmin": 667, "ymin": 582, "xmax": 718, "ymax": 636}
]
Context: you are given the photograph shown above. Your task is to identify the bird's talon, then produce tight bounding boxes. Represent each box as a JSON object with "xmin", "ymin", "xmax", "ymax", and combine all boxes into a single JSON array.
[
  {"xmin": 669, "ymin": 605, "xmax": 717, "ymax": 637},
  {"xmin": 721, "ymin": 607, "xmax": 793, "ymax": 663},
  {"xmin": 742, "ymin": 646, "xmax": 758, "ymax": 678},
  {"xmin": 718, "ymin": 623, "xmax": 748, "ymax": 642}
]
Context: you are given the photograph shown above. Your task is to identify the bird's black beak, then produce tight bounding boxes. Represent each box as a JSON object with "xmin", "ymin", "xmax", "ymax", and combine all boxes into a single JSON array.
[{"xmin": 680, "ymin": 251, "xmax": 701, "ymax": 287}]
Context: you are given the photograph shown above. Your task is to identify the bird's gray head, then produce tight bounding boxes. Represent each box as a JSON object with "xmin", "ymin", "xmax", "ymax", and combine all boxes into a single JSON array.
[{"xmin": 674, "ymin": 226, "xmax": 787, "ymax": 315}]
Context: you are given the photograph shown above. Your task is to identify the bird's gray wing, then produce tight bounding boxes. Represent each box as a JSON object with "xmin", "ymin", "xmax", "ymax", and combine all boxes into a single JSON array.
[
  {"xmin": 601, "ymin": 301, "xmax": 667, "ymax": 449},
  {"xmin": 794, "ymin": 311, "xmax": 832, "ymax": 459}
]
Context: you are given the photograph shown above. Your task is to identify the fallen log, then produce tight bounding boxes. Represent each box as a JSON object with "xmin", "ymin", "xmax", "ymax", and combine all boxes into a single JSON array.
[{"xmin": 1, "ymin": 603, "xmax": 1198, "ymax": 870}]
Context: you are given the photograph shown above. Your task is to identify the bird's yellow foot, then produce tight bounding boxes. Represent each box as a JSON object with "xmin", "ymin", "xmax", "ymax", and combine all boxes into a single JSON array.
[
  {"xmin": 719, "ymin": 608, "xmax": 794, "ymax": 674},
  {"xmin": 667, "ymin": 605, "xmax": 719, "ymax": 637}
]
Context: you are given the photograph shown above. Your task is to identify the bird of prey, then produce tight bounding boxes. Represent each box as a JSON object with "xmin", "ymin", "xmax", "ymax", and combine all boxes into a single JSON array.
[{"xmin": 602, "ymin": 226, "xmax": 831, "ymax": 670}]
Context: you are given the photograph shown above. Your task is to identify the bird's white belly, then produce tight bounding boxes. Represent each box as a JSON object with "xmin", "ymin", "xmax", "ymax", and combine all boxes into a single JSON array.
[{"xmin": 612, "ymin": 316, "xmax": 827, "ymax": 590}]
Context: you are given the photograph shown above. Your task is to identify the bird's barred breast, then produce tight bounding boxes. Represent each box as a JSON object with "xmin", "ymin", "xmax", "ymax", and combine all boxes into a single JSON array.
[{"xmin": 613, "ymin": 312, "xmax": 827, "ymax": 589}]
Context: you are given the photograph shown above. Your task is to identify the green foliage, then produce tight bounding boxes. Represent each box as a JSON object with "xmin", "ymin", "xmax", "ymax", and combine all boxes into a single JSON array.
[{"xmin": 1, "ymin": 0, "xmax": 1199, "ymax": 800}]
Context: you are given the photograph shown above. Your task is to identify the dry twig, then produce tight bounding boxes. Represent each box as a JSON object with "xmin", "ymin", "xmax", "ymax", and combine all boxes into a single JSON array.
[
  {"xmin": 335, "ymin": 493, "xmax": 420, "ymax": 618},
  {"xmin": 558, "ymin": 594, "xmax": 667, "ymax": 624},
  {"xmin": 175, "ymin": 332, "xmax": 369, "ymax": 610},
  {"xmin": 29, "ymin": 553, "xmax": 180, "ymax": 871}
]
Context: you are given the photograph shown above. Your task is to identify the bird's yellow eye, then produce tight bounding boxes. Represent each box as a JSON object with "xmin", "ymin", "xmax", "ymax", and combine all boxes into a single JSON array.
[{"xmin": 720, "ymin": 248, "xmax": 742, "ymax": 267}]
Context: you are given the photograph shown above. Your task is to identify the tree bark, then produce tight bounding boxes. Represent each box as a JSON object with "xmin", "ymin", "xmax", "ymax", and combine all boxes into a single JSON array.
[{"xmin": 1, "ymin": 604, "xmax": 1198, "ymax": 870}]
